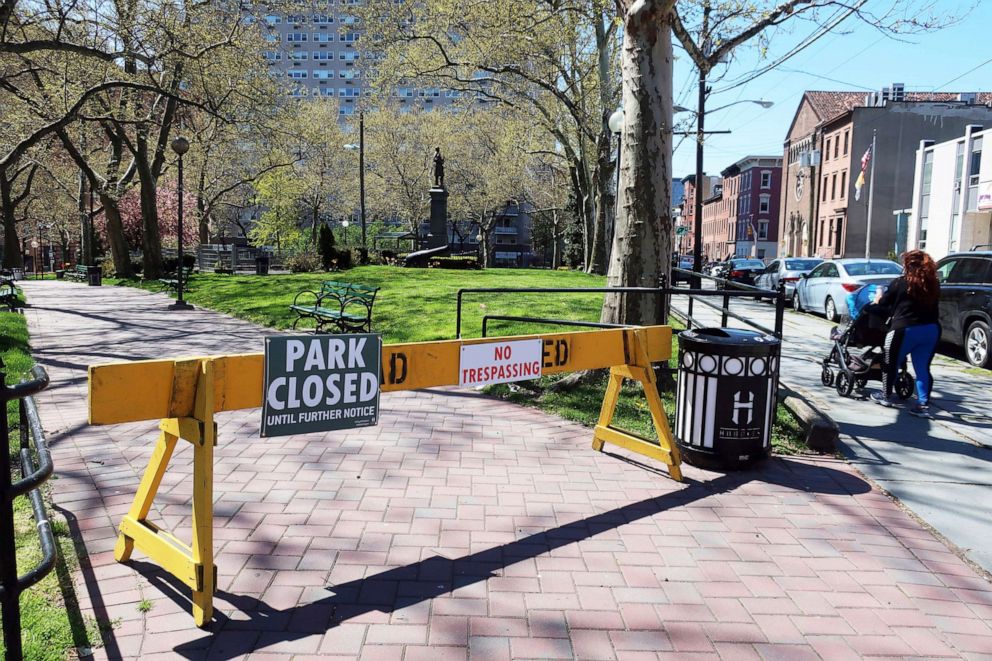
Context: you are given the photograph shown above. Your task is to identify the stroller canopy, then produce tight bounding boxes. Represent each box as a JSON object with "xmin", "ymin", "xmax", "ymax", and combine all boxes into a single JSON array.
[{"xmin": 846, "ymin": 283, "xmax": 882, "ymax": 321}]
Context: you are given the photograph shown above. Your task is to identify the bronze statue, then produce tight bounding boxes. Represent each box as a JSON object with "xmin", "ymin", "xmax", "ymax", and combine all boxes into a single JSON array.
[{"xmin": 433, "ymin": 147, "xmax": 445, "ymax": 188}]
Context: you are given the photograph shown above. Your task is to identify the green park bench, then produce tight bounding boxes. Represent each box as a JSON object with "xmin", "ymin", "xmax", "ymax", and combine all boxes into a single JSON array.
[
  {"xmin": 290, "ymin": 280, "xmax": 379, "ymax": 334},
  {"xmin": 1, "ymin": 278, "xmax": 19, "ymax": 311},
  {"xmin": 159, "ymin": 266, "xmax": 195, "ymax": 294},
  {"xmin": 65, "ymin": 265, "xmax": 90, "ymax": 282}
]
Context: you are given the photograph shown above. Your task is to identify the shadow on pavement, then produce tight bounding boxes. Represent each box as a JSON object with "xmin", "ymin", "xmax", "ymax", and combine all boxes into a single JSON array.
[{"xmin": 141, "ymin": 459, "xmax": 874, "ymax": 660}]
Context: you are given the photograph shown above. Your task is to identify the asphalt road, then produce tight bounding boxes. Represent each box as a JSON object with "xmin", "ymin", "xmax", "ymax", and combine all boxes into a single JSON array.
[{"xmin": 670, "ymin": 284, "xmax": 992, "ymax": 576}]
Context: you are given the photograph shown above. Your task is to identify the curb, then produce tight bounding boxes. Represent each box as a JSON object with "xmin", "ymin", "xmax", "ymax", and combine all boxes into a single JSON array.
[{"xmin": 778, "ymin": 384, "xmax": 839, "ymax": 453}]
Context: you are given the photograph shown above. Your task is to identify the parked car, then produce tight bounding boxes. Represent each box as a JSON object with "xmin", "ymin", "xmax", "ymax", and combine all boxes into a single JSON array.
[
  {"xmin": 721, "ymin": 258, "xmax": 766, "ymax": 287},
  {"xmin": 935, "ymin": 252, "xmax": 992, "ymax": 368},
  {"xmin": 755, "ymin": 258, "xmax": 823, "ymax": 302},
  {"xmin": 794, "ymin": 258, "xmax": 902, "ymax": 322},
  {"xmin": 672, "ymin": 255, "xmax": 696, "ymax": 284},
  {"xmin": 708, "ymin": 261, "xmax": 730, "ymax": 278}
]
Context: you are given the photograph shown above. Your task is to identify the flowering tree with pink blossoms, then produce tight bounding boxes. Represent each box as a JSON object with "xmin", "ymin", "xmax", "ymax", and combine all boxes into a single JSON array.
[{"xmin": 99, "ymin": 180, "xmax": 199, "ymax": 249}]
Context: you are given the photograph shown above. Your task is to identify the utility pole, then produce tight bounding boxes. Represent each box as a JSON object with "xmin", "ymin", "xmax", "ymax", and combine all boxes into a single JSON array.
[
  {"xmin": 693, "ymin": 70, "xmax": 706, "ymax": 288},
  {"xmin": 359, "ymin": 111, "xmax": 367, "ymax": 248}
]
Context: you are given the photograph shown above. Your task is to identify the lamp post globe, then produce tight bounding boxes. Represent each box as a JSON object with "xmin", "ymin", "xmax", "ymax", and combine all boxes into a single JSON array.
[
  {"xmin": 171, "ymin": 136, "xmax": 190, "ymax": 155},
  {"xmin": 608, "ymin": 107, "xmax": 624, "ymax": 134}
]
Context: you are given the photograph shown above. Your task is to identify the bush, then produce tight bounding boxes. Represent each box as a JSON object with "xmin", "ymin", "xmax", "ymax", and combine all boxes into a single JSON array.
[
  {"xmin": 318, "ymin": 225, "xmax": 336, "ymax": 271},
  {"xmin": 428, "ymin": 256, "xmax": 480, "ymax": 270},
  {"xmin": 162, "ymin": 254, "xmax": 196, "ymax": 273},
  {"xmin": 100, "ymin": 259, "xmax": 116, "ymax": 278},
  {"xmin": 335, "ymin": 249, "xmax": 353, "ymax": 270},
  {"xmin": 285, "ymin": 250, "xmax": 322, "ymax": 273}
]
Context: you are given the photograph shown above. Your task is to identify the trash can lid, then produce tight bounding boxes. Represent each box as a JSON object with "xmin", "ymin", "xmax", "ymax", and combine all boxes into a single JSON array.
[{"xmin": 681, "ymin": 327, "xmax": 778, "ymax": 346}]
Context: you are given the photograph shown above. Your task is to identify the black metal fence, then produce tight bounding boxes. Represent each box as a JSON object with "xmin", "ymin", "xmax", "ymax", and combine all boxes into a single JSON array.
[
  {"xmin": 669, "ymin": 268, "xmax": 785, "ymax": 339},
  {"xmin": 456, "ymin": 276, "xmax": 785, "ymax": 341},
  {"xmin": 0, "ymin": 363, "xmax": 54, "ymax": 661}
]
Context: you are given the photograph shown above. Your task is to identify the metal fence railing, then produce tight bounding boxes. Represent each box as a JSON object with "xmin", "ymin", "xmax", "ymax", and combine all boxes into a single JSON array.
[
  {"xmin": 669, "ymin": 268, "xmax": 785, "ymax": 339},
  {"xmin": 0, "ymin": 363, "xmax": 54, "ymax": 661}
]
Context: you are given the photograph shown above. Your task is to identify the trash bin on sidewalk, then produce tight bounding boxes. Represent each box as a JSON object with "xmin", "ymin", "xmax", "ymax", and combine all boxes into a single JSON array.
[
  {"xmin": 255, "ymin": 255, "xmax": 270, "ymax": 275},
  {"xmin": 87, "ymin": 265, "xmax": 102, "ymax": 286},
  {"xmin": 675, "ymin": 328, "xmax": 781, "ymax": 470}
]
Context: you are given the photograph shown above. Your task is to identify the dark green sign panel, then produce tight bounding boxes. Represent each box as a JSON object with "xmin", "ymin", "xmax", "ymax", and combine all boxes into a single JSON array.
[{"xmin": 262, "ymin": 334, "xmax": 381, "ymax": 438}]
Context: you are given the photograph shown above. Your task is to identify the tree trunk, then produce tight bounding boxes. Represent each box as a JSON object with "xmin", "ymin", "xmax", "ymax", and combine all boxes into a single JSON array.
[
  {"xmin": 601, "ymin": 4, "xmax": 673, "ymax": 326},
  {"xmin": 137, "ymin": 164, "xmax": 163, "ymax": 278},
  {"xmin": 197, "ymin": 167, "xmax": 209, "ymax": 244},
  {"xmin": 101, "ymin": 193, "xmax": 133, "ymax": 277},
  {"xmin": 589, "ymin": 128, "xmax": 614, "ymax": 275},
  {"xmin": 0, "ymin": 179, "xmax": 22, "ymax": 269}
]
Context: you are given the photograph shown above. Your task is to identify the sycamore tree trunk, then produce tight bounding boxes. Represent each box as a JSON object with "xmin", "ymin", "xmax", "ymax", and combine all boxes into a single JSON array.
[
  {"xmin": 590, "ymin": 127, "xmax": 614, "ymax": 275},
  {"xmin": 101, "ymin": 193, "xmax": 133, "ymax": 276},
  {"xmin": 136, "ymin": 161, "xmax": 164, "ymax": 278},
  {"xmin": 197, "ymin": 167, "xmax": 209, "ymax": 244},
  {"xmin": 602, "ymin": 2, "xmax": 673, "ymax": 326}
]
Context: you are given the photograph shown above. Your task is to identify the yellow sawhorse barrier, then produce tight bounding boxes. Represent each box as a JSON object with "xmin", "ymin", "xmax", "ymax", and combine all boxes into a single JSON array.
[{"xmin": 88, "ymin": 326, "xmax": 680, "ymax": 627}]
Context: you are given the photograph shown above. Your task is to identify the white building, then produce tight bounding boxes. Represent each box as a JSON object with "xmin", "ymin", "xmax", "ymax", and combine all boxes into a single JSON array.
[{"xmin": 908, "ymin": 124, "xmax": 992, "ymax": 260}]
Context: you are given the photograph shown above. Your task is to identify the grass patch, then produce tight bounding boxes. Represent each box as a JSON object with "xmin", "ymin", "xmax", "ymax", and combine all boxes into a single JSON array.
[
  {"xmin": 0, "ymin": 310, "xmax": 95, "ymax": 659},
  {"xmin": 108, "ymin": 266, "xmax": 608, "ymax": 342}
]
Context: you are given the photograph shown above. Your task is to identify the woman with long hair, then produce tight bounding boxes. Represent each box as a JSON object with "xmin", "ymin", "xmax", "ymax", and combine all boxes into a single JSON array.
[{"xmin": 870, "ymin": 250, "xmax": 941, "ymax": 417}]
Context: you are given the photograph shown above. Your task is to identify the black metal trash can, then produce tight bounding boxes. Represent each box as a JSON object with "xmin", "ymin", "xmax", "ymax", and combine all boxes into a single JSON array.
[
  {"xmin": 255, "ymin": 255, "xmax": 270, "ymax": 275},
  {"xmin": 675, "ymin": 328, "xmax": 781, "ymax": 470},
  {"xmin": 87, "ymin": 265, "xmax": 102, "ymax": 286}
]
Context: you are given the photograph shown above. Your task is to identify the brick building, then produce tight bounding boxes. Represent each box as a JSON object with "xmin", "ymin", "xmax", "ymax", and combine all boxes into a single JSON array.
[
  {"xmin": 679, "ymin": 174, "xmax": 720, "ymax": 256},
  {"xmin": 780, "ymin": 85, "xmax": 992, "ymax": 259}
]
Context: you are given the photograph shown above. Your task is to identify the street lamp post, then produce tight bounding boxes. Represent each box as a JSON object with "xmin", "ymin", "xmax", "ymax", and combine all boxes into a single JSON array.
[
  {"xmin": 343, "ymin": 111, "xmax": 367, "ymax": 248},
  {"xmin": 342, "ymin": 219, "xmax": 350, "ymax": 247},
  {"xmin": 168, "ymin": 136, "xmax": 193, "ymax": 311}
]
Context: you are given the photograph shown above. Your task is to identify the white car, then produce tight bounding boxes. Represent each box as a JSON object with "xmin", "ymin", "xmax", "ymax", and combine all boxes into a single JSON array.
[{"xmin": 794, "ymin": 258, "xmax": 902, "ymax": 322}]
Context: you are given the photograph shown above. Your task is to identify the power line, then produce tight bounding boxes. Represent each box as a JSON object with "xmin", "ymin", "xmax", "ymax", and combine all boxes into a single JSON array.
[{"xmin": 935, "ymin": 55, "xmax": 992, "ymax": 90}]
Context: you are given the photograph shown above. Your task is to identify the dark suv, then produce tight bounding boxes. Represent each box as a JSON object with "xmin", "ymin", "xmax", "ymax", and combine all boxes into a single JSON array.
[{"xmin": 936, "ymin": 252, "xmax": 992, "ymax": 368}]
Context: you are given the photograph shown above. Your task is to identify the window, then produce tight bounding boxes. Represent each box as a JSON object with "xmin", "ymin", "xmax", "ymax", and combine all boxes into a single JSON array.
[
  {"xmin": 840, "ymin": 171, "xmax": 847, "ymax": 198},
  {"xmin": 320, "ymin": 87, "xmax": 335, "ymax": 97},
  {"xmin": 263, "ymin": 50, "xmax": 281, "ymax": 61},
  {"xmin": 341, "ymin": 15, "xmax": 360, "ymax": 25},
  {"xmin": 313, "ymin": 15, "xmax": 333, "ymax": 24},
  {"xmin": 948, "ymin": 258, "xmax": 991, "ymax": 284},
  {"xmin": 286, "ymin": 14, "xmax": 307, "ymax": 24},
  {"xmin": 286, "ymin": 32, "xmax": 308, "ymax": 43},
  {"xmin": 340, "ymin": 51, "xmax": 359, "ymax": 62},
  {"xmin": 288, "ymin": 70, "xmax": 307, "ymax": 79},
  {"xmin": 396, "ymin": 87, "xmax": 414, "ymax": 97},
  {"xmin": 823, "ymin": 263, "xmax": 839, "ymax": 278},
  {"xmin": 313, "ymin": 51, "xmax": 333, "ymax": 61},
  {"xmin": 312, "ymin": 70, "xmax": 332, "ymax": 80},
  {"xmin": 831, "ymin": 173, "xmax": 837, "ymax": 200},
  {"xmin": 825, "ymin": 138, "xmax": 831, "ymax": 160},
  {"xmin": 419, "ymin": 87, "xmax": 441, "ymax": 97},
  {"xmin": 288, "ymin": 50, "xmax": 308, "ymax": 61},
  {"xmin": 760, "ymin": 171, "xmax": 771, "ymax": 189},
  {"xmin": 339, "ymin": 105, "xmax": 356, "ymax": 115},
  {"xmin": 758, "ymin": 220, "xmax": 769, "ymax": 239},
  {"xmin": 265, "ymin": 15, "xmax": 281, "ymax": 25},
  {"xmin": 314, "ymin": 32, "xmax": 332, "ymax": 43},
  {"xmin": 341, "ymin": 32, "xmax": 360, "ymax": 43},
  {"xmin": 937, "ymin": 259, "xmax": 957, "ymax": 283},
  {"xmin": 339, "ymin": 88, "xmax": 361, "ymax": 97},
  {"xmin": 834, "ymin": 137, "xmax": 839, "ymax": 159},
  {"xmin": 920, "ymin": 150, "xmax": 933, "ymax": 249},
  {"xmin": 339, "ymin": 70, "xmax": 361, "ymax": 80},
  {"xmin": 822, "ymin": 175, "xmax": 828, "ymax": 201},
  {"xmin": 264, "ymin": 33, "xmax": 279, "ymax": 43},
  {"xmin": 843, "ymin": 130, "xmax": 849, "ymax": 155},
  {"xmin": 759, "ymin": 194, "xmax": 770, "ymax": 213}
]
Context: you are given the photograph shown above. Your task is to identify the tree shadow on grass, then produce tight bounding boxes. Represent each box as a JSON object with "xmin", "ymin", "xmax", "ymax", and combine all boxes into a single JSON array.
[{"xmin": 131, "ymin": 459, "xmax": 876, "ymax": 659}]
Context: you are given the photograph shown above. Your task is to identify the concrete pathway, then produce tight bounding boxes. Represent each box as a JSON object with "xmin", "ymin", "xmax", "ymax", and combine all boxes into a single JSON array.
[
  {"xmin": 19, "ymin": 280, "xmax": 992, "ymax": 660},
  {"xmin": 670, "ymin": 287, "xmax": 992, "ymax": 576}
]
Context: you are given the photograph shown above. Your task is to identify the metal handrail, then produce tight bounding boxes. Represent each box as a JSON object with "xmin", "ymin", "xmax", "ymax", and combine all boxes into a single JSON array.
[
  {"xmin": 0, "ymin": 365, "xmax": 55, "ymax": 660},
  {"xmin": 481, "ymin": 315, "xmax": 630, "ymax": 337}
]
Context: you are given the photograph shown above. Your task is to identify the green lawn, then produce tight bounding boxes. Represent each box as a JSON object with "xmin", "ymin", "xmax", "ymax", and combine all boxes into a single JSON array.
[
  {"xmin": 110, "ymin": 266, "xmax": 810, "ymax": 455},
  {"xmin": 1, "ymin": 310, "xmax": 95, "ymax": 659},
  {"xmin": 110, "ymin": 266, "xmax": 608, "ymax": 342}
]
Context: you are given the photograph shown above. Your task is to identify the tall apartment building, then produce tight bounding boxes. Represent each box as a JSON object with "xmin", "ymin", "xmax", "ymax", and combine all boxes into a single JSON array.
[
  {"xmin": 259, "ymin": 4, "xmax": 461, "ymax": 114},
  {"xmin": 780, "ymin": 85, "xmax": 992, "ymax": 259}
]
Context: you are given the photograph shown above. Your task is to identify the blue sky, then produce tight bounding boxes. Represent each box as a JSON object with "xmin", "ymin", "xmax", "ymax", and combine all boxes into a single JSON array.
[{"xmin": 670, "ymin": 2, "xmax": 992, "ymax": 177}]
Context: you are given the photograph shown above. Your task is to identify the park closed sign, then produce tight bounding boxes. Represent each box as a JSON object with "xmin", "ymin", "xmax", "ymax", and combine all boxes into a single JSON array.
[{"xmin": 262, "ymin": 334, "xmax": 381, "ymax": 438}]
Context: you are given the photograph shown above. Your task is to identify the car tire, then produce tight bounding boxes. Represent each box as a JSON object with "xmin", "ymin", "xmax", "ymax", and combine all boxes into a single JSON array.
[
  {"xmin": 965, "ymin": 320, "xmax": 992, "ymax": 369},
  {"xmin": 793, "ymin": 290, "xmax": 803, "ymax": 312},
  {"xmin": 825, "ymin": 297, "xmax": 838, "ymax": 322}
]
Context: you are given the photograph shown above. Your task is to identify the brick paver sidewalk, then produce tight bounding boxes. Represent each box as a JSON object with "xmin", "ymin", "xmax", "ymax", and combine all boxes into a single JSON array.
[{"xmin": 20, "ymin": 280, "xmax": 992, "ymax": 660}]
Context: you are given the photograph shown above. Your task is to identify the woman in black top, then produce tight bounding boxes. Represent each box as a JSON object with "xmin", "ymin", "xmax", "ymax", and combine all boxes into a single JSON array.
[{"xmin": 870, "ymin": 250, "xmax": 940, "ymax": 417}]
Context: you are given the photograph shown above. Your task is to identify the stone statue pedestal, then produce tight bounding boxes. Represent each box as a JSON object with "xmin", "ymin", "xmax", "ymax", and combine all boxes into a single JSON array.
[{"xmin": 428, "ymin": 187, "xmax": 448, "ymax": 249}]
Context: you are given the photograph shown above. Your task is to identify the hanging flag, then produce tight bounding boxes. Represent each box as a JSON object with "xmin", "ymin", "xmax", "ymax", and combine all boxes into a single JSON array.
[{"xmin": 854, "ymin": 145, "xmax": 872, "ymax": 201}]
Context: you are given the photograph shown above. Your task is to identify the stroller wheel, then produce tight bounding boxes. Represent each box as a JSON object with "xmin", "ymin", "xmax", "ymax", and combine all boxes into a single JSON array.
[
  {"xmin": 820, "ymin": 367, "xmax": 834, "ymax": 386},
  {"xmin": 836, "ymin": 372, "xmax": 854, "ymax": 397},
  {"xmin": 856, "ymin": 378, "xmax": 868, "ymax": 390},
  {"xmin": 895, "ymin": 372, "xmax": 914, "ymax": 400}
]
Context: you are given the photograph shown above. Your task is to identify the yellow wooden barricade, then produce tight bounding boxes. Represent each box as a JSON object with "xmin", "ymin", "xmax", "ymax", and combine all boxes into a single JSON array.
[{"xmin": 88, "ymin": 326, "xmax": 680, "ymax": 627}]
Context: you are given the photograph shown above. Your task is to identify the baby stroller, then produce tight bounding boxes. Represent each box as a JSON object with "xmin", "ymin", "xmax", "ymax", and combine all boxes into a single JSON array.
[{"xmin": 820, "ymin": 284, "xmax": 914, "ymax": 398}]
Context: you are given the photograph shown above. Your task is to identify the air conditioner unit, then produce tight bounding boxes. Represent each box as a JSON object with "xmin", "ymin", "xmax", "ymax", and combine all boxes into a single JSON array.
[
  {"xmin": 800, "ymin": 152, "xmax": 811, "ymax": 168},
  {"xmin": 959, "ymin": 92, "xmax": 977, "ymax": 105}
]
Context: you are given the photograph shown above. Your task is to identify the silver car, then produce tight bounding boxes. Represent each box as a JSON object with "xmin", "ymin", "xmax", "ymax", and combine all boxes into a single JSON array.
[
  {"xmin": 794, "ymin": 258, "xmax": 903, "ymax": 322},
  {"xmin": 754, "ymin": 258, "xmax": 823, "ymax": 302}
]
